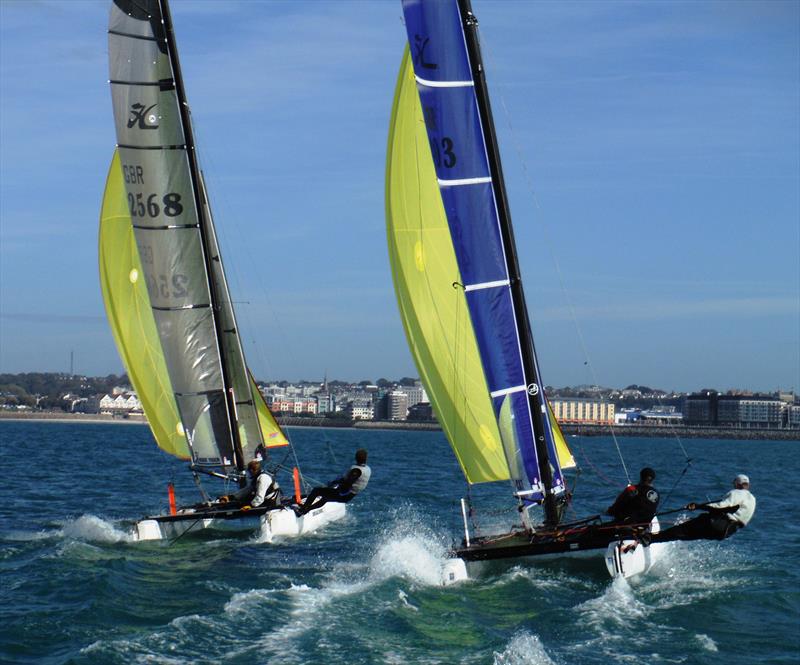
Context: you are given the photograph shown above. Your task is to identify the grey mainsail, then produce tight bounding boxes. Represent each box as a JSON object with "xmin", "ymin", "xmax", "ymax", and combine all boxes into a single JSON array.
[{"xmin": 107, "ymin": 0, "xmax": 263, "ymax": 474}]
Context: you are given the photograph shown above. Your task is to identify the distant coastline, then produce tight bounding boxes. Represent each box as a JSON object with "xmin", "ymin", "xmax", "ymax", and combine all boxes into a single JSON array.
[{"xmin": 2, "ymin": 410, "xmax": 796, "ymax": 441}]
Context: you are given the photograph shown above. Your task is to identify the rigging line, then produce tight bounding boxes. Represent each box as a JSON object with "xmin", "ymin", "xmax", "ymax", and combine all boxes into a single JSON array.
[
  {"xmin": 167, "ymin": 519, "xmax": 204, "ymax": 546},
  {"xmin": 659, "ymin": 457, "xmax": 693, "ymax": 508},
  {"xmin": 326, "ymin": 437, "xmax": 340, "ymax": 469},
  {"xmin": 573, "ymin": 439, "xmax": 619, "ymax": 488},
  {"xmin": 651, "ymin": 389, "xmax": 692, "ymax": 461},
  {"xmin": 190, "ymin": 120, "xmax": 304, "ymax": 462},
  {"xmin": 479, "ymin": 29, "xmax": 631, "ymax": 484}
]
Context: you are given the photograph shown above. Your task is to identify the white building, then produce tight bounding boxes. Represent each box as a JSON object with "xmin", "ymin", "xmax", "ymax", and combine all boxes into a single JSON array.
[
  {"xmin": 387, "ymin": 391, "xmax": 409, "ymax": 420},
  {"xmin": 400, "ymin": 384, "xmax": 428, "ymax": 407},
  {"xmin": 99, "ymin": 392, "xmax": 142, "ymax": 415},
  {"xmin": 788, "ymin": 405, "xmax": 800, "ymax": 429},
  {"xmin": 344, "ymin": 399, "xmax": 374, "ymax": 421}
]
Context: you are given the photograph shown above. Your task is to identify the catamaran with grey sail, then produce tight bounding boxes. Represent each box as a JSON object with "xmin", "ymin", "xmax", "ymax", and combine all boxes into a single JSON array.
[{"xmin": 100, "ymin": 0, "xmax": 346, "ymax": 541}]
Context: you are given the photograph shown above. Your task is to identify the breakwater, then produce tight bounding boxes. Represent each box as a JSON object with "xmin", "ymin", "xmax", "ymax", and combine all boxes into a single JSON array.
[
  {"xmin": 274, "ymin": 416, "xmax": 797, "ymax": 441},
  {"xmin": 1, "ymin": 411, "xmax": 795, "ymax": 440},
  {"xmin": 561, "ymin": 423, "xmax": 798, "ymax": 441}
]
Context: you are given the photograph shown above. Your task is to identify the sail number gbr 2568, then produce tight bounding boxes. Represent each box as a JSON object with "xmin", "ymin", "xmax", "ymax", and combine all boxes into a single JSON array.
[{"xmin": 127, "ymin": 192, "xmax": 183, "ymax": 219}]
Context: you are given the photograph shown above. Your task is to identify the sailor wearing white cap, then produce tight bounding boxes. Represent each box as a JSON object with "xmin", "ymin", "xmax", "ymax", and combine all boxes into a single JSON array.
[
  {"xmin": 655, "ymin": 473, "xmax": 756, "ymax": 541},
  {"xmin": 696, "ymin": 474, "xmax": 756, "ymax": 530}
]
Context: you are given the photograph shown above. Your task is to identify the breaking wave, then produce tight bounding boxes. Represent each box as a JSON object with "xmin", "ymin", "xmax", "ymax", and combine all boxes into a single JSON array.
[{"xmin": 59, "ymin": 514, "xmax": 135, "ymax": 544}]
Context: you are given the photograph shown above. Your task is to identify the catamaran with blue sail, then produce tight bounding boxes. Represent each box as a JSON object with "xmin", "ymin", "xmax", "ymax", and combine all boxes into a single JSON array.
[
  {"xmin": 99, "ymin": 0, "xmax": 345, "ymax": 541},
  {"xmin": 386, "ymin": 0, "xmax": 668, "ymax": 581}
]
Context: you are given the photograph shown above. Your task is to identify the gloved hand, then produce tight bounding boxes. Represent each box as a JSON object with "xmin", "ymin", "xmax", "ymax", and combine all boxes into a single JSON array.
[{"xmin": 218, "ymin": 495, "xmax": 229, "ymax": 504}]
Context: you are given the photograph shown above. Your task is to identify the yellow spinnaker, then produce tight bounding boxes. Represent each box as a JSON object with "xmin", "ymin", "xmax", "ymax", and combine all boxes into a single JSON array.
[
  {"xmin": 251, "ymin": 371, "xmax": 290, "ymax": 450},
  {"xmin": 386, "ymin": 50, "xmax": 508, "ymax": 484},
  {"xmin": 99, "ymin": 151, "xmax": 287, "ymax": 459},
  {"xmin": 99, "ymin": 150, "xmax": 189, "ymax": 458}
]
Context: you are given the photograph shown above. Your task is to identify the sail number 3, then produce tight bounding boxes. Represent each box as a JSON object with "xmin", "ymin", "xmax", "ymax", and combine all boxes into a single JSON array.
[
  {"xmin": 127, "ymin": 192, "xmax": 184, "ymax": 219},
  {"xmin": 429, "ymin": 137, "xmax": 457, "ymax": 169}
]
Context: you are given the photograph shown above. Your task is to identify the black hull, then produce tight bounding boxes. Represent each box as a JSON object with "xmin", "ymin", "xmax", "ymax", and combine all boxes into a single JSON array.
[
  {"xmin": 144, "ymin": 503, "xmax": 282, "ymax": 525},
  {"xmin": 454, "ymin": 523, "xmax": 652, "ymax": 562}
]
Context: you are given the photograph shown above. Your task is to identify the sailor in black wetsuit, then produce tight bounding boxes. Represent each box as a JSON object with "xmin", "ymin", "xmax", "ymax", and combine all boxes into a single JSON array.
[
  {"xmin": 296, "ymin": 449, "xmax": 371, "ymax": 516},
  {"xmin": 606, "ymin": 467, "xmax": 660, "ymax": 527}
]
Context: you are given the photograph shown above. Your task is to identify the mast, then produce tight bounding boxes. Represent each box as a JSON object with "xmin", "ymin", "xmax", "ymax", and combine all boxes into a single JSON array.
[
  {"xmin": 456, "ymin": 0, "xmax": 559, "ymax": 527},
  {"xmin": 158, "ymin": 0, "xmax": 247, "ymax": 480}
]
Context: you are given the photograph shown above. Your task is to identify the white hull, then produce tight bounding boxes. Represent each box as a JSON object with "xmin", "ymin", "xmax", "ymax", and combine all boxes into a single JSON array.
[
  {"xmin": 134, "ymin": 501, "xmax": 347, "ymax": 542},
  {"xmin": 604, "ymin": 517, "xmax": 666, "ymax": 579}
]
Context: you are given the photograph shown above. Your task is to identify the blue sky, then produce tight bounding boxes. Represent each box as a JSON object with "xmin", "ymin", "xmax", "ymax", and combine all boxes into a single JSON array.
[{"xmin": 0, "ymin": 0, "xmax": 797, "ymax": 393}]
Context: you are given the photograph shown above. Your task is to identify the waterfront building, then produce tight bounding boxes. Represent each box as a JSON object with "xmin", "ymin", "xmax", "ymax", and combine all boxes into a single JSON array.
[
  {"xmin": 683, "ymin": 391, "xmax": 718, "ymax": 424},
  {"xmin": 266, "ymin": 396, "xmax": 316, "ymax": 414},
  {"xmin": 719, "ymin": 397, "xmax": 783, "ymax": 429},
  {"xmin": 408, "ymin": 402, "xmax": 434, "ymax": 421},
  {"xmin": 344, "ymin": 399, "xmax": 374, "ymax": 421},
  {"xmin": 99, "ymin": 392, "xmax": 141, "ymax": 415},
  {"xmin": 639, "ymin": 406, "xmax": 683, "ymax": 424},
  {"xmin": 788, "ymin": 405, "xmax": 800, "ymax": 429},
  {"xmin": 400, "ymin": 383, "xmax": 428, "ymax": 407},
  {"xmin": 615, "ymin": 408, "xmax": 641, "ymax": 424},
  {"xmin": 373, "ymin": 394, "xmax": 389, "ymax": 420},
  {"xmin": 551, "ymin": 397, "xmax": 614, "ymax": 424},
  {"xmin": 686, "ymin": 392, "xmax": 786, "ymax": 429},
  {"xmin": 315, "ymin": 392, "xmax": 334, "ymax": 414},
  {"xmin": 387, "ymin": 390, "xmax": 409, "ymax": 421}
]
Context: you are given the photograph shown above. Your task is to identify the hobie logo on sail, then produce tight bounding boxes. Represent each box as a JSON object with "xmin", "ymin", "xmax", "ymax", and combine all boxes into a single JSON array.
[
  {"xmin": 413, "ymin": 35, "xmax": 437, "ymax": 70},
  {"xmin": 527, "ymin": 383, "xmax": 539, "ymax": 396},
  {"xmin": 127, "ymin": 103, "xmax": 159, "ymax": 130}
]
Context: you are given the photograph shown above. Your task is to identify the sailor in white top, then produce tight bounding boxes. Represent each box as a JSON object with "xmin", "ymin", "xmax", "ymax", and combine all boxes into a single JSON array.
[
  {"xmin": 220, "ymin": 460, "xmax": 280, "ymax": 509},
  {"xmin": 657, "ymin": 474, "xmax": 756, "ymax": 541},
  {"xmin": 703, "ymin": 474, "xmax": 756, "ymax": 527}
]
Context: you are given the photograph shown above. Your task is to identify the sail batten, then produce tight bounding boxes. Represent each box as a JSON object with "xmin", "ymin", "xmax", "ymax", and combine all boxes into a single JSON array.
[{"xmin": 416, "ymin": 77, "xmax": 474, "ymax": 88}]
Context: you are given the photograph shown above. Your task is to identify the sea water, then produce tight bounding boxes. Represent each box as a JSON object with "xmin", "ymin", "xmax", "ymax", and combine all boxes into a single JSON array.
[{"xmin": 0, "ymin": 421, "xmax": 797, "ymax": 664}]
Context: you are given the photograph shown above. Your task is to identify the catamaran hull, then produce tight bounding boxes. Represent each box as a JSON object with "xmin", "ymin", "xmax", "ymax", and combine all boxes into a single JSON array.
[
  {"xmin": 604, "ymin": 518, "xmax": 666, "ymax": 579},
  {"xmin": 441, "ymin": 517, "xmax": 665, "ymax": 584},
  {"xmin": 134, "ymin": 502, "xmax": 347, "ymax": 542}
]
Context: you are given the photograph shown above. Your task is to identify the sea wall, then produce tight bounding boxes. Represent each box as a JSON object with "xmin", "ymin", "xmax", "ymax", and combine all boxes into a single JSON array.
[
  {"xmin": 559, "ymin": 423, "xmax": 799, "ymax": 441},
  {"xmin": 1, "ymin": 411, "xmax": 796, "ymax": 440}
]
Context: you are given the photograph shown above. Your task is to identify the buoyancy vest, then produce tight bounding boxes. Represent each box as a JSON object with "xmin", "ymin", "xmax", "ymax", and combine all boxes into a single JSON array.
[
  {"xmin": 348, "ymin": 464, "xmax": 371, "ymax": 494},
  {"xmin": 252, "ymin": 471, "xmax": 280, "ymax": 506}
]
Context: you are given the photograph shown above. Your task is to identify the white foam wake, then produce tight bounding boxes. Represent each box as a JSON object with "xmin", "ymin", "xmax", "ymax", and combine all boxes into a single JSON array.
[
  {"xmin": 493, "ymin": 632, "xmax": 558, "ymax": 665},
  {"xmin": 60, "ymin": 514, "xmax": 135, "ymax": 544},
  {"xmin": 576, "ymin": 576, "xmax": 650, "ymax": 628},
  {"xmin": 366, "ymin": 511, "xmax": 452, "ymax": 586}
]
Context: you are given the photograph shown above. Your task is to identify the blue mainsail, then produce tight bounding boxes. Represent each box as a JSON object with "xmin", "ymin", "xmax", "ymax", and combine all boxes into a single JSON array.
[{"xmin": 400, "ymin": 0, "xmax": 566, "ymax": 503}]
